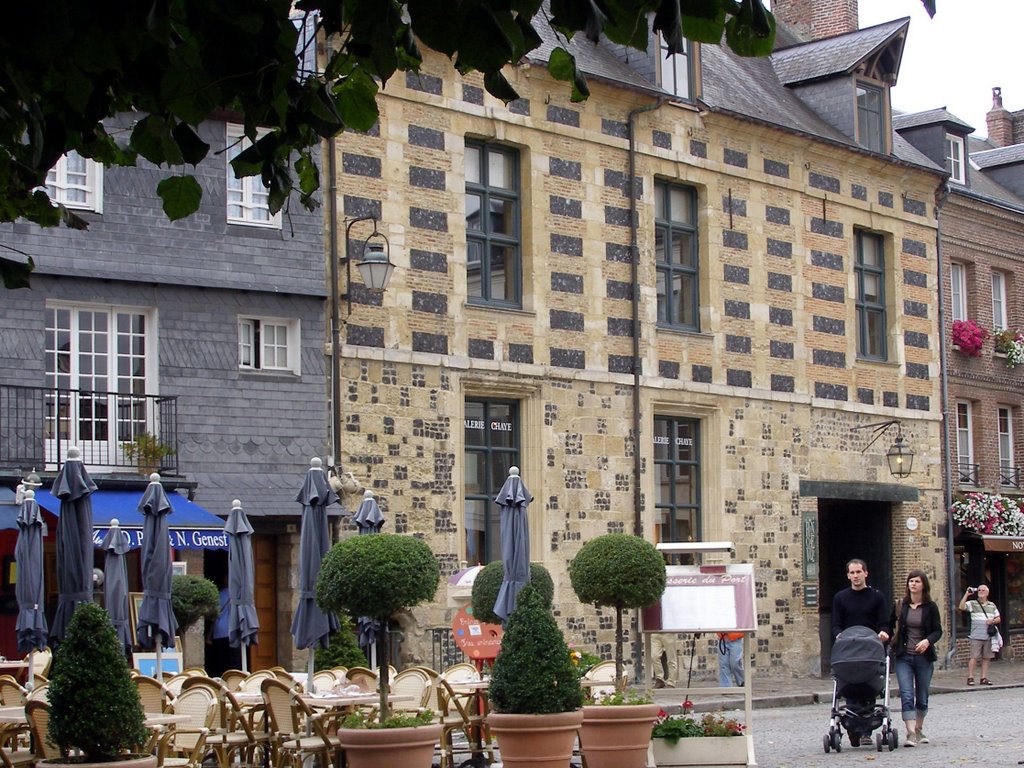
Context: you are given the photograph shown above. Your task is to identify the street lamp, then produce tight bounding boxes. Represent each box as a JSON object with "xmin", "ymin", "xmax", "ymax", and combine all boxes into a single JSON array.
[
  {"xmin": 342, "ymin": 216, "xmax": 395, "ymax": 314},
  {"xmin": 851, "ymin": 420, "xmax": 915, "ymax": 479}
]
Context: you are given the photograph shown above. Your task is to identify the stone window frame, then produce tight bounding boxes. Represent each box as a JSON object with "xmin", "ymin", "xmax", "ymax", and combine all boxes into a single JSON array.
[
  {"xmin": 226, "ymin": 123, "xmax": 281, "ymax": 229},
  {"xmin": 45, "ymin": 150, "xmax": 103, "ymax": 213},
  {"xmin": 654, "ymin": 180, "xmax": 700, "ymax": 332},
  {"xmin": 854, "ymin": 229, "xmax": 887, "ymax": 362},
  {"xmin": 652, "ymin": 414, "xmax": 702, "ymax": 564},
  {"xmin": 238, "ymin": 316, "xmax": 301, "ymax": 374},
  {"xmin": 464, "ymin": 139, "xmax": 522, "ymax": 308},
  {"xmin": 463, "ymin": 397, "xmax": 521, "ymax": 566}
]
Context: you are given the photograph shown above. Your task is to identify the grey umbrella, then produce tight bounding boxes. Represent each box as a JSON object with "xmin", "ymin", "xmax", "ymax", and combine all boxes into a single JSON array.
[
  {"xmin": 290, "ymin": 458, "xmax": 339, "ymax": 692},
  {"xmin": 101, "ymin": 519, "xmax": 132, "ymax": 652},
  {"xmin": 15, "ymin": 488, "xmax": 48, "ymax": 659},
  {"xmin": 225, "ymin": 499, "xmax": 259, "ymax": 673},
  {"xmin": 352, "ymin": 490, "xmax": 384, "ymax": 669},
  {"xmin": 137, "ymin": 474, "xmax": 178, "ymax": 674},
  {"xmin": 492, "ymin": 466, "xmax": 533, "ymax": 623},
  {"xmin": 49, "ymin": 446, "xmax": 97, "ymax": 643}
]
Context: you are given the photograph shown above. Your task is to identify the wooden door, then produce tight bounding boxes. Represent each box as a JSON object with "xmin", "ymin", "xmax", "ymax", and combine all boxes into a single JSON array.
[{"xmin": 250, "ymin": 534, "xmax": 278, "ymax": 671}]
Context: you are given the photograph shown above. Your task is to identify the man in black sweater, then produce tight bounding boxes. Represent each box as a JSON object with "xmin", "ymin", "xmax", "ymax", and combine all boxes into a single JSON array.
[{"xmin": 831, "ymin": 558, "xmax": 891, "ymax": 642}]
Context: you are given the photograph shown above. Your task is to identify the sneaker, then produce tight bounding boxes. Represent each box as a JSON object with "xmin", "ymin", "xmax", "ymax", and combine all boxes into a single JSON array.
[
  {"xmin": 904, "ymin": 733, "xmax": 917, "ymax": 747},
  {"xmin": 918, "ymin": 731, "xmax": 928, "ymax": 744}
]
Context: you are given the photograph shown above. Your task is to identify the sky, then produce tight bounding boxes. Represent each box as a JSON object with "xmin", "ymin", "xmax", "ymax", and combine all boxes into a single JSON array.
[{"xmin": 856, "ymin": 0, "xmax": 1024, "ymax": 139}]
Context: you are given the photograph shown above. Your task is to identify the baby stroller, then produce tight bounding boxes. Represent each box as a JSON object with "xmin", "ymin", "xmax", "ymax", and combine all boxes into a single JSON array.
[{"xmin": 823, "ymin": 625, "xmax": 897, "ymax": 753}]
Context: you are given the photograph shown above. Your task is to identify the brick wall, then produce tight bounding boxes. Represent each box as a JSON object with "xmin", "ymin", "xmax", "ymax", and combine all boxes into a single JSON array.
[{"xmin": 772, "ymin": 0, "xmax": 859, "ymax": 42}]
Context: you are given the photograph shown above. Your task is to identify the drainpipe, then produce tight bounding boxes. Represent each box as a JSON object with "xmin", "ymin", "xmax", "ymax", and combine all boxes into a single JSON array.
[
  {"xmin": 627, "ymin": 98, "xmax": 663, "ymax": 683},
  {"xmin": 328, "ymin": 135, "xmax": 342, "ymax": 473},
  {"xmin": 934, "ymin": 185, "xmax": 958, "ymax": 668}
]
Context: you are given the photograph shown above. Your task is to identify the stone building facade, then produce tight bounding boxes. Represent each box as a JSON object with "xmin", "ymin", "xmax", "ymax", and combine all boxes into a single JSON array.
[{"xmin": 329, "ymin": 17, "xmax": 947, "ymax": 678}]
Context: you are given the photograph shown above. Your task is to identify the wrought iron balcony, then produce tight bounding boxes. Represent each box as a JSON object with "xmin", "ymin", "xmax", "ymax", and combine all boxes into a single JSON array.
[
  {"xmin": 999, "ymin": 465, "xmax": 1022, "ymax": 489},
  {"xmin": 956, "ymin": 462, "xmax": 979, "ymax": 486},
  {"xmin": 0, "ymin": 385, "xmax": 178, "ymax": 474}
]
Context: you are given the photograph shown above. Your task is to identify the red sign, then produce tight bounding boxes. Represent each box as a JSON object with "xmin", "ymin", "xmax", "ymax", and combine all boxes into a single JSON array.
[{"xmin": 451, "ymin": 606, "xmax": 503, "ymax": 660}]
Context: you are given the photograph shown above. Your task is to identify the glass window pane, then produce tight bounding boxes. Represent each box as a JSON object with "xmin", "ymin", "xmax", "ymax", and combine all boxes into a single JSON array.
[
  {"xmin": 465, "ymin": 146, "xmax": 481, "ymax": 185},
  {"xmin": 866, "ymin": 311, "xmax": 885, "ymax": 356},
  {"xmin": 466, "ymin": 194, "xmax": 482, "ymax": 230},
  {"xmin": 673, "ymin": 232, "xmax": 694, "ymax": 268},
  {"xmin": 464, "ymin": 499, "xmax": 487, "ymax": 565},
  {"xmin": 488, "ymin": 150, "xmax": 514, "ymax": 190},
  {"xmin": 669, "ymin": 187, "xmax": 693, "ymax": 225},
  {"xmin": 490, "ymin": 244, "xmax": 512, "ymax": 301},
  {"xmin": 862, "ymin": 273, "xmax": 881, "ymax": 303},
  {"xmin": 860, "ymin": 235, "xmax": 880, "ymax": 267},
  {"xmin": 488, "ymin": 198, "xmax": 513, "ymax": 235},
  {"xmin": 464, "ymin": 452, "xmax": 485, "ymax": 494}
]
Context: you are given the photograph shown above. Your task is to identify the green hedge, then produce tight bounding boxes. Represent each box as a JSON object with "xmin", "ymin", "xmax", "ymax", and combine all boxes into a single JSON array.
[{"xmin": 471, "ymin": 560, "xmax": 554, "ymax": 624}]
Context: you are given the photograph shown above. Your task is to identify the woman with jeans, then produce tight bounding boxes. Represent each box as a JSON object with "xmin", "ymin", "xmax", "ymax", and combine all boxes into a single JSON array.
[{"xmin": 890, "ymin": 570, "xmax": 942, "ymax": 747}]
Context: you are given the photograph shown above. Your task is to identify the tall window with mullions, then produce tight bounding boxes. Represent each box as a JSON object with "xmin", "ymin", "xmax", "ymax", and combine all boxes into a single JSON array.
[
  {"xmin": 465, "ymin": 141, "xmax": 521, "ymax": 306},
  {"xmin": 653, "ymin": 416, "xmax": 701, "ymax": 564},
  {"xmin": 655, "ymin": 181, "xmax": 699, "ymax": 330},
  {"xmin": 464, "ymin": 399, "xmax": 520, "ymax": 565}
]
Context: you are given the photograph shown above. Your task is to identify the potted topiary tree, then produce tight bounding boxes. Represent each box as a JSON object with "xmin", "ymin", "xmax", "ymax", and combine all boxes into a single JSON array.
[
  {"xmin": 44, "ymin": 601, "xmax": 152, "ymax": 767},
  {"xmin": 121, "ymin": 432, "xmax": 173, "ymax": 476},
  {"xmin": 170, "ymin": 573, "xmax": 220, "ymax": 661},
  {"xmin": 486, "ymin": 583, "xmax": 584, "ymax": 768},
  {"xmin": 316, "ymin": 533, "xmax": 441, "ymax": 768},
  {"xmin": 570, "ymin": 534, "xmax": 667, "ymax": 768},
  {"xmin": 470, "ymin": 560, "xmax": 554, "ymax": 624}
]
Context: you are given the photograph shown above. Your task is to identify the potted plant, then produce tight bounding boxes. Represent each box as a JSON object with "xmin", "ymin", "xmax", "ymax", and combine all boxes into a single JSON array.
[
  {"xmin": 951, "ymin": 319, "xmax": 988, "ymax": 357},
  {"xmin": 44, "ymin": 602, "xmax": 152, "ymax": 767},
  {"xmin": 314, "ymin": 613, "xmax": 371, "ymax": 670},
  {"xmin": 487, "ymin": 583, "xmax": 584, "ymax": 768},
  {"xmin": 170, "ymin": 574, "xmax": 220, "ymax": 660},
  {"xmin": 650, "ymin": 711, "xmax": 748, "ymax": 767},
  {"xmin": 121, "ymin": 432, "xmax": 173, "ymax": 475},
  {"xmin": 569, "ymin": 534, "xmax": 666, "ymax": 768},
  {"xmin": 470, "ymin": 560, "xmax": 554, "ymax": 624},
  {"xmin": 316, "ymin": 533, "xmax": 442, "ymax": 768},
  {"xmin": 993, "ymin": 328, "xmax": 1024, "ymax": 368}
]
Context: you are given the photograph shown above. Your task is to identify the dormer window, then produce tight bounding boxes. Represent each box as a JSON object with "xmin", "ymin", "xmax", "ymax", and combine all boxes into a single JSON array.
[
  {"xmin": 856, "ymin": 83, "xmax": 885, "ymax": 153},
  {"xmin": 658, "ymin": 36, "xmax": 691, "ymax": 100},
  {"xmin": 945, "ymin": 133, "xmax": 966, "ymax": 184}
]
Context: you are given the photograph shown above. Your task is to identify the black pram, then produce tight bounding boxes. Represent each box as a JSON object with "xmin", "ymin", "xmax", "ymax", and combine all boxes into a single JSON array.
[{"xmin": 823, "ymin": 625, "xmax": 897, "ymax": 753}]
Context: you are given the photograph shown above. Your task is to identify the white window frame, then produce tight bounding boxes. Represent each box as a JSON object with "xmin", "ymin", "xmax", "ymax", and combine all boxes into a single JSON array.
[
  {"xmin": 992, "ymin": 271, "xmax": 1008, "ymax": 330},
  {"xmin": 46, "ymin": 151, "xmax": 103, "ymax": 212},
  {"xmin": 950, "ymin": 263, "xmax": 966, "ymax": 323},
  {"xmin": 238, "ymin": 316, "xmax": 300, "ymax": 374},
  {"xmin": 658, "ymin": 35, "xmax": 691, "ymax": 100},
  {"xmin": 998, "ymin": 406, "xmax": 1015, "ymax": 485},
  {"xmin": 956, "ymin": 400, "xmax": 975, "ymax": 484},
  {"xmin": 226, "ymin": 124, "xmax": 281, "ymax": 228},
  {"xmin": 945, "ymin": 133, "xmax": 966, "ymax": 184}
]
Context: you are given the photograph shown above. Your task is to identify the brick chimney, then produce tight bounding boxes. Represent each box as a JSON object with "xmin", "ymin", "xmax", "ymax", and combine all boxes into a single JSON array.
[
  {"xmin": 772, "ymin": 0, "xmax": 859, "ymax": 41},
  {"xmin": 986, "ymin": 87, "xmax": 1014, "ymax": 147}
]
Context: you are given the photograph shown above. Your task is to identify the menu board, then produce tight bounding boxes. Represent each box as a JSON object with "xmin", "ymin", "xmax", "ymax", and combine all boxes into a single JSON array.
[{"xmin": 641, "ymin": 564, "xmax": 757, "ymax": 633}]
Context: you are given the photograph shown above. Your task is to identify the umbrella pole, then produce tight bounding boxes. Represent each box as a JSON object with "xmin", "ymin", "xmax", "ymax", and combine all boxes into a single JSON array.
[
  {"xmin": 308, "ymin": 649, "xmax": 316, "ymax": 694},
  {"xmin": 156, "ymin": 638, "xmax": 163, "ymax": 680},
  {"xmin": 241, "ymin": 642, "xmax": 249, "ymax": 674},
  {"xmin": 25, "ymin": 650, "xmax": 34, "ymax": 692}
]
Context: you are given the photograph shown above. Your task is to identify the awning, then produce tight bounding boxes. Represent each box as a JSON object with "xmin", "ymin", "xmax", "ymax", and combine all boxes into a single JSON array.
[
  {"xmin": 981, "ymin": 535, "xmax": 1024, "ymax": 553},
  {"xmin": 33, "ymin": 488, "xmax": 227, "ymax": 550}
]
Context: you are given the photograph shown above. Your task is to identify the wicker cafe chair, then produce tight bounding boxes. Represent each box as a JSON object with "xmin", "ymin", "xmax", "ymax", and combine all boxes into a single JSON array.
[
  {"xmin": 435, "ymin": 678, "xmax": 493, "ymax": 768},
  {"xmin": 24, "ymin": 701, "xmax": 61, "ymax": 762},
  {"xmin": 136, "ymin": 675, "xmax": 175, "ymax": 714},
  {"xmin": 390, "ymin": 668, "xmax": 433, "ymax": 712},
  {"xmin": 161, "ymin": 686, "xmax": 217, "ymax": 768},
  {"xmin": 0, "ymin": 677, "xmax": 25, "ymax": 707},
  {"xmin": 219, "ymin": 670, "xmax": 247, "ymax": 692},
  {"xmin": 260, "ymin": 679, "xmax": 340, "ymax": 768},
  {"xmin": 237, "ymin": 670, "xmax": 275, "ymax": 694},
  {"xmin": 310, "ymin": 671, "xmax": 339, "ymax": 693},
  {"xmin": 341, "ymin": 667, "xmax": 377, "ymax": 693}
]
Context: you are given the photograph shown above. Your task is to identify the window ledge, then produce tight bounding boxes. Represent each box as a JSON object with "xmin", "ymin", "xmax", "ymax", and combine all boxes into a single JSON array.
[{"xmin": 464, "ymin": 303, "xmax": 536, "ymax": 319}]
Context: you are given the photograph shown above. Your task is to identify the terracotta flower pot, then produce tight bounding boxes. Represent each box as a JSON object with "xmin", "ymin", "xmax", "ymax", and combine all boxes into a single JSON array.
[
  {"xmin": 39, "ymin": 755, "xmax": 157, "ymax": 768},
  {"xmin": 579, "ymin": 703, "xmax": 661, "ymax": 768},
  {"xmin": 487, "ymin": 709, "xmax": 584, "ymax": 768},
  {"xmin": 336, "ymin": 723, "xmax": 442, "ymax": 768}
]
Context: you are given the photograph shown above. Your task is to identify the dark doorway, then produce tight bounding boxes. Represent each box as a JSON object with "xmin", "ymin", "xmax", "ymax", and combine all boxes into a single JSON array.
[{"xmin": 817, "ymin": 499, "xmax": 893, "ymax": 674}]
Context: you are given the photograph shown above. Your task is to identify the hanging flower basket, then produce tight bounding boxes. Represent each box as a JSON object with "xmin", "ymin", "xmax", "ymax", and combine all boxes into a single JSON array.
[
  {"xmin": 950, "ymin": 492, "xmax": 1024, "ymax": 536},
  {"xmin": 951, "ymin": 319, "xmax": 988, "ymax": 357},
  {"xmin": 993, "ymin": 329, "xmax": 1024, "ymax": 368}
]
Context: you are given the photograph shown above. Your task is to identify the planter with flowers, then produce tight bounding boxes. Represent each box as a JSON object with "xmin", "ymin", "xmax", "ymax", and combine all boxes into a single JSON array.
[
  {"xmin": 951, "ymin": 492, "xmax": 1024, "ymax": 537},
  {"xmin": 951, "ymin": 319, "xmax": 989, "ymax": 357},
  {"xmin": 651, "ymin": 711, "xmax": 750, "ymax": 767},
  {"xmin": 993, "ymin": 328, "xmax": 1024, "ymax": 368}
]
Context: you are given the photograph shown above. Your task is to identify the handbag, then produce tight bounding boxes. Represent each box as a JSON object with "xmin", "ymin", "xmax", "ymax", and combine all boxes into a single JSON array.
[{"xmin": 981, "ymin": 602, "xmax": 998, "ymax": 636}]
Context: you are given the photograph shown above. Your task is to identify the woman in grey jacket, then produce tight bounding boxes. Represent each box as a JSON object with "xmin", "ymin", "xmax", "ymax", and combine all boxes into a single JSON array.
[{"xmin": 890, "ymin": 569, "xmax": 942, "ymax": 748}]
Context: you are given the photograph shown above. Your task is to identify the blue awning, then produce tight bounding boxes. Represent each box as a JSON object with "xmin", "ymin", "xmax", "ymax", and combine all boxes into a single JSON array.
[{"xmin": 33, "ymin": 488, "xmax": 228, "ymax": 550}]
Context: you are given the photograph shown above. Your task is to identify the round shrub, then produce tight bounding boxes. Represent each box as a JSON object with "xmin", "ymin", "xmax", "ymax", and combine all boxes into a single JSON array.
[
  {"xmin": 488, "ymin": 584, "xmax": 583, "ymax": 715},
  {"xmin": 314, "ymin": 613, "xmax": 369, "ymax": 671},
  {"xmin": 471, "ymin": 561, "xmax": 554, "ymax": 625},
  {"xmin": 570, "ymin": 534, "xmax": 666, "ymax": 680},
  {"xmin": 48, "ymin": 602, "xmax": 148, "ymax": 761},
  {"xmin": 171, "ymin": 573, "xmax": 221, "ymax": 634}
]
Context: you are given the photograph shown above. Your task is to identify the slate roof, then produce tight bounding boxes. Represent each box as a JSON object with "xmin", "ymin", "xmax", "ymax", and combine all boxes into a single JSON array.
[
  {"xmin": 770, "ymin": 18, "xmax": 908, "ymax": 86},
  {"xmin": 893, "ymin": 108, "xmax": 974, "ymax": 134},
  {"xmin": 972, "ymin": 144, "xmax": 1024, "ymax": 169}
]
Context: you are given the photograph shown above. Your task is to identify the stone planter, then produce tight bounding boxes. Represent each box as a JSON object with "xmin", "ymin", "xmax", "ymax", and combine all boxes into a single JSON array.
[
  {"xmin": 579, "ymin": 703, "xmax": 661, "ymax": 768},
  {"xmin": 652, "ymin": 734, "xmax": 752, "ymax": 767},
  {"xmin": 487, "ymin": 710, "xmax": 583, "ymax": 768},
  {"xmin": 336, "ymin": 723, "xmax": 442, "ymax": 768}
]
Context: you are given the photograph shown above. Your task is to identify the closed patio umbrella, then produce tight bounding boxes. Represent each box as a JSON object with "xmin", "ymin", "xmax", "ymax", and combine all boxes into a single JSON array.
[
  {"xmin": 352, "ymin": 490, "xmax": 384, "ymax": 669},
  {"xmin": 49, "ymin": 446, "xmax": 97, "ymax": 644},
  {"xmin": 101, "ymin": 518, "xmax": 132, "ymax": 652},
  {"xmin": 137, "ymin": 474, "xmax": 178, "ymax": 675},
  {"xmin": 290, "ymin": 458, "xmax": 339, "ymax": 692},
  {"xmin": 15, "ymin": 489, "xmax": 48, "ymax": 664},
  {"xmin": 225, "ymin": 499, "xmax": 259, "ymax": 673},
  {"xmin": 492, "ymin": 466, "xmax": 532, "ymax": 623}
]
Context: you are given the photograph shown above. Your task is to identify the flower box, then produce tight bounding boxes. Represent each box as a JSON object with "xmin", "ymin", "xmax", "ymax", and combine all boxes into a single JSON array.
[{"xmin": 652, "ymin": 734, "xmax": 752, "ymax": 767}]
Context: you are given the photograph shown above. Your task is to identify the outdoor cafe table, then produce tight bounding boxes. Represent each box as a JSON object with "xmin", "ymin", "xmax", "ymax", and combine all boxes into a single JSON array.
[{"xmin": 0, "ymin": 706, "xmax": 26, "ymax": 725}]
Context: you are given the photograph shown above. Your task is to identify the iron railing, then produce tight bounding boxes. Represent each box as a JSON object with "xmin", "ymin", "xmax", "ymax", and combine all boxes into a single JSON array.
[
  {"xmin": 957, "ymin": 462, "xmax": 979, "ymax": 486},
  {"xmin": 428, "ymin": 626, "xmax": 467, "ymax": 672},
  {"xmin": 0, "ymin": 385, "xmax": 178, "ymax": 473},
  {"xmin": 999, "ymin": 465, "xmax": 1022, "ymax": 489}
]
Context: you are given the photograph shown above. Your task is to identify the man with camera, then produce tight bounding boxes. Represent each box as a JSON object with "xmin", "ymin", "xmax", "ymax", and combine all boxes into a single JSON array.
[{"xmin": 958, "ymin": 584, "xmax": 1001, "ymax": 685}]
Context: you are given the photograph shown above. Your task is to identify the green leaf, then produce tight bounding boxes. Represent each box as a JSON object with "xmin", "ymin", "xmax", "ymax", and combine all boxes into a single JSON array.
[
  {"xmin": 483, "ymin": 71, "xmax": 521, "ymax": 103},
  {"xmin": 724, "ymin": 3, "xmax": 775, "ymax": 57},
  {"xmin": 296, "ymin": 152, "xmax": 319, "ymax": 197},
  {"xmin": 0, "ymin": 255, "xmax": 34, "ymax": 289},
  {"xmin": 171, "ymin": 122, "xmax": 209, "ymax": 166},
  {"xmin": 334, "ymin": 69, "xmax": 381, "ymax": 132},
  {"xmin": 157, "ymin": 175, "xmax": 202, "ymax": 220}
]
